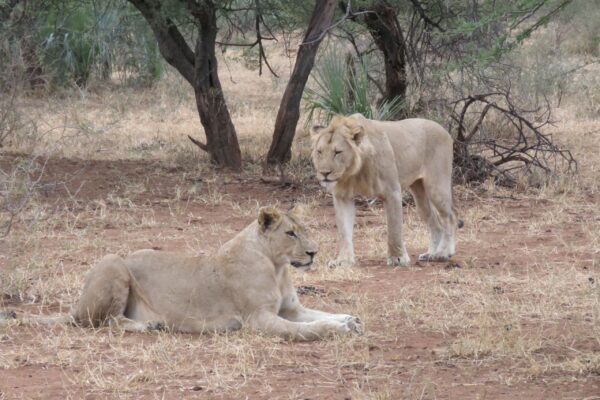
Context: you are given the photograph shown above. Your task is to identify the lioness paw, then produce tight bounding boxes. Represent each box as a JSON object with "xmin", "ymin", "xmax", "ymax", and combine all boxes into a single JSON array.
[
  {"xmin": 418, "ymin": 253, "xmax": 450, "ymax": 262},
  {"xmin": 327, "ymin": 258, "xmax": 356, "ymax": 269},
  {"xmin": 387, "ymin": 255, "xmax": 411, "ymax": 267},
  {"xmin": 343, "ymin": 316, "xmax": 363, "ymax": 335},
  {"xmin": 0, "ymin": 310, "xmax": 17, "ymax": 320},
  {"xmin": 146, "ymin": 321, "xmax": 166, "ymax": 331}
]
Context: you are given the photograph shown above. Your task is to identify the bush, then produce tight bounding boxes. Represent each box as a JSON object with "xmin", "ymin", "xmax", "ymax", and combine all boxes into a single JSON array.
[
  {"xmin": 304, "ymin": 46, "xmax": 405, "ymax": 124},
  {"xmin": 0, "ymin": 0, "xmax": 165, "ymax": 90}
]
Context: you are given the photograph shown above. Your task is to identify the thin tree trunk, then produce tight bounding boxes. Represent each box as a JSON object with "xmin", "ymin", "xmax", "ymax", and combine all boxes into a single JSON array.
[
  {"xmin": 191, "ymin": 3, "xmax": 241, "ymax": 170},
  {"xmin": 129, "ymin": 0, "xmax": 241, "ymax": 170},
  {"xmin": 361, "ymin": 0, "xmax": 407, "ymax": 118},
  {"xmin": 264, "ymin": 0, "xmax": 337, "ymax": 168}
]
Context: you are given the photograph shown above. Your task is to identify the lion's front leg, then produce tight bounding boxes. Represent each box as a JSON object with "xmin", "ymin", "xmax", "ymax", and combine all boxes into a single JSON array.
[
  {"xmin": 249, "ymin": 310, "xmax": 359, "ymax": 341},
  {"xmin": 384, "ymin": 189, "xmax": 411, "ymax": 267},
  {"xmin": 281, "ymin": 307, "xmax": 363, "ymax": 335},
  {"xmin": 329, "ymin": 196, "xmax": 356, "ymax": 268},
  {"xmin": 279, "ymin": 294, "xmax": 363, "ymax": 334}
]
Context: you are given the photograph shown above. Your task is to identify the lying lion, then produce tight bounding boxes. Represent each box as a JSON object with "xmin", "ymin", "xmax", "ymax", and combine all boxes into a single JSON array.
[
  {"xmin": 0, "ymin": 206, "xmax": 362, "ymax": 341},
  {"xmin": 311, "ymin": 114, "xmax": 462, "ymax": 267}
]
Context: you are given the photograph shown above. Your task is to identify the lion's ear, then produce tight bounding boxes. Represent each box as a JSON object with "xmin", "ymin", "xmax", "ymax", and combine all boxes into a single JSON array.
[
  {"xmin": 310, "ymin": 125, "xmax": 324, "ymax": 139},
  {"xmin": 288, "ymin": 203, "xmax": 308, "ymax": 219},
  {"xmin": 258, "ymin": 207, "xmax": 282, "ymax": 231},
  {"xmin": 350, "ymin": 124, "xmax": 365, "ymax": 145}
]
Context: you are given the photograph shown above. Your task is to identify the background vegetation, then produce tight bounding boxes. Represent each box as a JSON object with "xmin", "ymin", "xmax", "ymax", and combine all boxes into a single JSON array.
[{"xmin": 2, "ymin": 0, "xmax": 598, "ymax": 233}]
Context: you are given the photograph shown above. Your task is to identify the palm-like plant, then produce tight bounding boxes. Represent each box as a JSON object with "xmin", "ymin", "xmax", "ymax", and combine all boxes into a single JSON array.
[
  {"xmin": 304, "ymin": 46, "xmax": 405, "ymax": 124},
  {"xmin": 39, "ymin": 1, "xmax": 163, "ymax": 87}
]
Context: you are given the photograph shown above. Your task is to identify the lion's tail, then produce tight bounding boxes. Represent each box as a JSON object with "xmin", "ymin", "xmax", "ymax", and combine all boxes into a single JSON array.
[
  {"xmin": 454, "ymin": 207, "xmax": 464, "ymax": 229},
  {"xmin": 0, "ymin": 310, "xmax": 76, "ymax": 326},
  {"xmin": 451, "ymin": 189, "xmax": 464, "ymax": 229}
]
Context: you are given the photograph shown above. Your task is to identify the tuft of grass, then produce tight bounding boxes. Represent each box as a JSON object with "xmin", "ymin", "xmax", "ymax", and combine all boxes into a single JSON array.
[{"xmin": 304, "ymin": 46, "xmax": 405, "ymax": 124}]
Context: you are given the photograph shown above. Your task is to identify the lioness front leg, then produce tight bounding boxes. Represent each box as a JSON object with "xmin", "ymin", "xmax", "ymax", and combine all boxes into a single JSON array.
[
  {"xmin": 286, "ymin": 308, "xmax": 363, "ymax": 335},
  {"xmin": 109, "ymin": 315, "xmax": 165, "ymax": 333},
  {"xmin": 279, "ymin": 299, "xmax": 363, "ymax": 335},
  {"xmin": 384, "ymin": 189, "xmax": 411, "ymax": 267},
  {"xmin": 249, "ymin": 311, "xmax": 359, "ymax": 341},
  {"xmin": 329, "ymin": 196, "xmax": 356, "ymax": 268}
]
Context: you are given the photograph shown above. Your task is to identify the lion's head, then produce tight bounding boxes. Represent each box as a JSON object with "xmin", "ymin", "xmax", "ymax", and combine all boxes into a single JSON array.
[
  {"xmin": 257, "ymin": 205, "xmax": 318, "ymax": 271},
  {"xmin": 310, "ymin": 115, "xmax": 366, "ymax": 191}
]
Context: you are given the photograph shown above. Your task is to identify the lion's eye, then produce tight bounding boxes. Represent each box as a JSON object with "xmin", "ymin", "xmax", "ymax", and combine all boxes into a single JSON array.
[
  {"xmin": 286, "ymin": 231, "xmax": 297, "ymax": 238},
  {"xmin": 334, "ymin": 150, "xmax": 342, "ymax": 155},
  {"xmin": 317, "ymin": 150, "xmax": 322, "ymax": 155}
]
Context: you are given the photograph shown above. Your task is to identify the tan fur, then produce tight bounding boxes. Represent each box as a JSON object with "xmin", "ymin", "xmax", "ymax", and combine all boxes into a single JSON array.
[
  {"xmin": 311, "ymin": 114, "xmax": 460, "ymax": 267},
  {"xmin": 1, "ymin": 206, "xmax": 362, "ymax": 341}
]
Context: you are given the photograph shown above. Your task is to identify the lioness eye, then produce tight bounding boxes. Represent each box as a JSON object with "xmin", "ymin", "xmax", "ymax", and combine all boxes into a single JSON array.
[
  {"xmin": 286, "ymin": 231, "xmax": 297, "ymax": 238},
  {"xmin": 334, "ymin": 150, "xmax": 342, "ymax": 155},
  {"xmin": 317, "ymin": 150, "xmax": 322, "ymax": 155}
]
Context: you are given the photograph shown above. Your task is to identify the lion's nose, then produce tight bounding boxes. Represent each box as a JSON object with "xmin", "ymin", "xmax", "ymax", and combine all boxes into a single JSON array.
[
  {"xmin": 306, "ymin": 251, "xmax": 317, "ymax": 259},
  {"xmin": 320, "ymin": 171, "xmax": 331, "ymax": 179}
]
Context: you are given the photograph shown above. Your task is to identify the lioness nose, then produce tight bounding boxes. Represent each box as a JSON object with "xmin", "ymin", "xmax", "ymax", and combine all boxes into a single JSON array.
[
  {"xmin": 320, "ymin": 171, "xmax": 331, "ymax": 179},
  {"xmin": 306, "ymin": 251, "xmax": 317, "ymax": 258}
]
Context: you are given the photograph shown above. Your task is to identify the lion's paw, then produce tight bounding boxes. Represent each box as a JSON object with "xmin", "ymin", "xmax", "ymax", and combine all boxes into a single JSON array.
[
  {"xmin": 418, "ymin": 253, "xmax": 450, "ymax": 262},
  {"xmin": 387, "ymin": 254, "xmax": 411, "ymax": 267},
  {"xmin": 146, "ymin": 321, "xmax": 166, "ymax": 331},
  {"xmin": 343, "ymin": 316, "xmax": 363, "ymax": 335},
  {"xmin": 327, "ymin": 258, "xmax": 355, "ymax": 269},
  {"xmin": 0, "ymin": 310, "xmax": 17, "ymax": 320}
]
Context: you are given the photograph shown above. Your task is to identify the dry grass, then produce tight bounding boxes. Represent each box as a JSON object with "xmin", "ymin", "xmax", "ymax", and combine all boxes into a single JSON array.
[{"xmin": 1, "ymin": 39, "xmax": 600, "ymax": 399}]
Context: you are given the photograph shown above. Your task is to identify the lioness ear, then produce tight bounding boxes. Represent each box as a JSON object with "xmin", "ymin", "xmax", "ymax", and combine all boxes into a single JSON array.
[
  {"xmin": 349, "ymin": 124, "xmax": 365, "ymax": 145},
  {"xmin": 288, "ymin": 203, "xmax": 308, "ymax": 219},
  {"xmin": 310, "ymin": 125, "xmax": 324, "ymax": 139},
  {"xmin": 258, "ymin": 207, "xmax": 282, "ymax": 231}
]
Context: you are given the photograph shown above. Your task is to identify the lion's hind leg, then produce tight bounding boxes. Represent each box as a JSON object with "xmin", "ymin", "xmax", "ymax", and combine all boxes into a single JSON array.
[
  {"xmin": 73, "ymin": 254, "xmax": 160, "ymax": 330},
  {"xmin": 422, "ymin": 182, "xmax": 456, "ymax": 261},
  {"xmin": 410, "ymin": 180, "xmax": 444, "ymax": 262}
]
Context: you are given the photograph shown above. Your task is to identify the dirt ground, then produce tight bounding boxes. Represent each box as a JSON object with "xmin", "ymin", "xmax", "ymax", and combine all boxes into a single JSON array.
[{"xmin": 1, "ymin": 152, "xmax": 599, "ymax": 399}]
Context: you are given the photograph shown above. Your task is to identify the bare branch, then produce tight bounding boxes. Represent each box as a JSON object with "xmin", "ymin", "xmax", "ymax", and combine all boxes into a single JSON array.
[
  {"xmin": 301, "ymin": 1, "xmax": 373, "ymax": 46},
  {"xmin": 187, "ymin": 135, "xmax": 208, "ymax": 152},
  {"xmin": 128, "ymin": 0, "xmax": 196, "ymax": 85},
  {"xmin": 407, "ymin": 0, "xmax": 446, "ymax": 32},
  {"xmin": 254, "ymin": 2, "xmax": 278, "ymax": 77},
  {"xmin": 451, "ymin": 92, "xmax": 577, "ymax": 186}
]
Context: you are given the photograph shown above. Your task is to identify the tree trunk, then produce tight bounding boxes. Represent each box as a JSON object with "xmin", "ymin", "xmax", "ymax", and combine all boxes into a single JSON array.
[
  {"xmin": 190, "ymin": 3, "xmax": 242, "ymax": 170},
  {"xmin": 128, "ymin": 0, "xmax": 241, "ymax": 170},
  {"xmin": 264, "ymin": 0, "xmax": 337, "ymax": 168},
  {"xmin": 361, "ymin": 0, "xmax": 408, "ymax": 118}
]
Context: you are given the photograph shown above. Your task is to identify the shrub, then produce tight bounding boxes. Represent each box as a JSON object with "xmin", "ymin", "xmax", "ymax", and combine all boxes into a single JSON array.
[{"xmin": 304, "ymin": 46, "xmax": 405, "ymax": 124}]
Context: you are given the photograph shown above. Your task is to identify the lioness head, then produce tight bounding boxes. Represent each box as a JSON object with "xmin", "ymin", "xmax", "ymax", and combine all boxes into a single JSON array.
[
  {"xmin": 310, "ymin": 115, "xmax": 365, "ymax": 191},
  {"xmin": 258, "ymin": 205, "xmax": 318, "ymax": 271}
]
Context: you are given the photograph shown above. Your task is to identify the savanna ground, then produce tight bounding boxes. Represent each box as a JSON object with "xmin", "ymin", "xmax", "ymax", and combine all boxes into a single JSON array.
[{"xmin": 1, "ymin": 41, "xmax": 600, "ymax": 399}]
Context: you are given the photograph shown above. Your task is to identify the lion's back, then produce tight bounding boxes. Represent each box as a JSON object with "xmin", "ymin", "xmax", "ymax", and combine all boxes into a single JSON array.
[{"xmin": 362, "ymin": 117, "xmax": 453, "ymax": 185}]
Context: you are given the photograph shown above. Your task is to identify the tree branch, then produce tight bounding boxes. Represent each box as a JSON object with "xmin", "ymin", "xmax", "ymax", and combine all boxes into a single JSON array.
[
  {"xmin": 407, "ymin": 0, "xmax": 446, "ymax": 32},
  {"xmin": 253, "ymin": 1, "xmax": 278, "ymax": 77},
  {"xmin": 301, "ymin": 0, "xmax": 373, "ymax": 46},
  {"xmin": 188, "ymin": 135, "xmax": 208, "ymax": 152},
  {"xmin": 128, "ymin": 0, "xmax": 196, "ymax": 85}
]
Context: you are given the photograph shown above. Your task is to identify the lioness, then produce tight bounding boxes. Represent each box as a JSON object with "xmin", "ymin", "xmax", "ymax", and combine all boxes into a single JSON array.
[
  {"xmin": 311, "ymin": 114, "xmax": 461, "ymax": 267},
  {"xmin": 0, "ymin": 206, "xmax": 362, "ymax": 341}
]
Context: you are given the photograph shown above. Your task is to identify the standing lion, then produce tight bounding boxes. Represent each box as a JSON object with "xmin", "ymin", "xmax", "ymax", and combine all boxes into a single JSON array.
[{"xmin": 310, "ymin": 114, "xmax": 462, "ymax": 267}]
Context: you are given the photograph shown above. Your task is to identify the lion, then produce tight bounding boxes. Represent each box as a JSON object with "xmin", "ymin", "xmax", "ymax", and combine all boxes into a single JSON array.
[
  {"xmin": 311, "ymin": 114, "xmax": 462, "ymax": 268},
  {"xmin": 0, "ymin": 206, "xmax": 362, "ymax": 341}
]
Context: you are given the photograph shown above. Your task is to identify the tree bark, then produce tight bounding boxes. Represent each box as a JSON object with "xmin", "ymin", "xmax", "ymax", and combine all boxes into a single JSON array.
[
  {"xmin": 189, "ymin": 2, "xmax": 242, "ymax": 170},
  {"xmin": 129, "ymin": 0, "xmax": 241, "ymax": 170},
  {"xmin": 361, "ymin": 0, "xmax": 408, "ymax": 118},
  {"xmin": 264, "ymin": 0, "xmax": 337, "ymax": 168}
]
